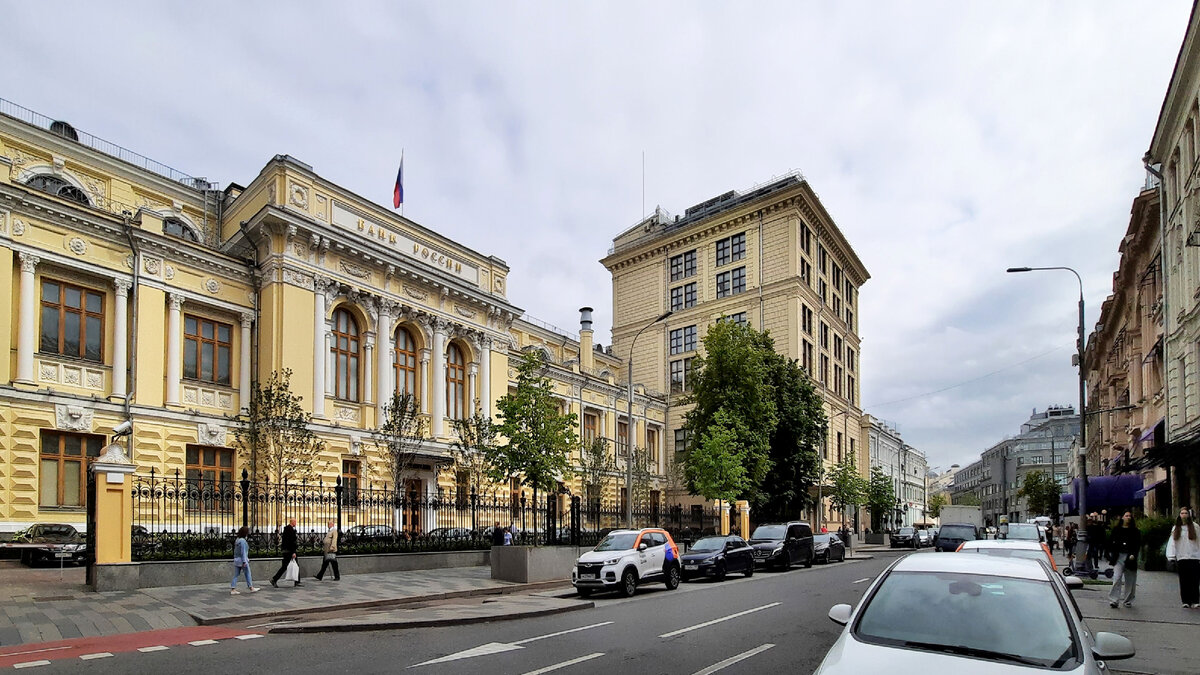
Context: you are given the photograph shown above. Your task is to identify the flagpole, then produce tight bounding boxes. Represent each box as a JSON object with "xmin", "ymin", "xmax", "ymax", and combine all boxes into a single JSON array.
[{"xmin": 400, "ymin": 149, "xmax": 404, "ymax": 217}]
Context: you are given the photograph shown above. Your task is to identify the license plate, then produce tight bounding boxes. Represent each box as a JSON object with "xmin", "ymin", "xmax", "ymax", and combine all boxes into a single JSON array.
[
  {"xmin": 54, "ymin": 552, "xmax": 72, "ymax": 558},
  {"xmin": 579, "ymin": 573, "xmax": 596, "ymax": 579},
  {"xmin": 684, "ymin": 563, "xmax": 698, "ymax": 570}
]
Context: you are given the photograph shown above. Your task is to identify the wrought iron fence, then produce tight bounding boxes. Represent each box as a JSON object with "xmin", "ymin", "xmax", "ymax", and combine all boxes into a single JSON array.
[{"xmin": 130, "ymin": 469, "xmax": 722, "ymax": 561}]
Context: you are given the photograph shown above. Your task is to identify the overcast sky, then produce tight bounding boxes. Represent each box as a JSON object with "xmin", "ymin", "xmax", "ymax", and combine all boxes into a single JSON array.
[{"xmin": 5, "ymin": 1, "xmax": 1192, "ymax": 472}]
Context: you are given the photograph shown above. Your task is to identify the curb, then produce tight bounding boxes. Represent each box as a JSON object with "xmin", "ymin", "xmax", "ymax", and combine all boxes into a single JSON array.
[
  {"xmin": 192, "ymin": 578, "xmax": 573, "ymax": 626},
  {"xmin": 268, "ymin": 599, "xmax": 594, "ymax": 633}
]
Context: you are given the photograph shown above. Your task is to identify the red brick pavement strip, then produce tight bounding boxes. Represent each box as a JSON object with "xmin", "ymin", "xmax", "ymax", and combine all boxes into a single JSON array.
[{"xmin": 0, "ymin": 626, "xmax": 260, "ymax": 668}]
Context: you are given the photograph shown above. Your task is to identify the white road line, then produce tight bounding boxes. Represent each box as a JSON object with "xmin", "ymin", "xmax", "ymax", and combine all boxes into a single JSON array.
[
  {"xmin": 511, "ymin": 622, "xmax": 614, "ymax": 645},
  {"xmin": 852, "ymin": 578, "xmax": 870, "ymax": 584},
  {"xmin": 13, "ymin": 661, "xmax": 51, "ymax": 669},
  {"xmin": 1, "ymin": 647, "xmax": 72, "ymax": 658},
  {"xmin": 520, "ymin": 653, "xmax": 605, "ymax": 675},
  {"xmin": 234, "ymin": 634, "xmax": 264, "ymax": 640},
  {"xmin": 188, "ymin": 639, "xmax": 219, "ymax": 646},
  {"xmin": 691, "ymin": 644, "xmax": 775, "ymax": 675},
  {"xmin": 138, "ymin": 646, "xmax": 170, "ymax": 653},
  {"xmin": 79, "ymin": 653, "xmax": 113, "ymax": 660},
  {"xmin": 658, "ymin": 603, "xmax": 780, "ymax": 638}
]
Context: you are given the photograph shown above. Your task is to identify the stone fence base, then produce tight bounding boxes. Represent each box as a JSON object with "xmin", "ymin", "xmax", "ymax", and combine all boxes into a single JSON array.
[
  {"xmin": 490, "ymin": 545, "xmax": 585, "ymax": 583},
  {"xmin": 91, "ymin": 549, "xmax": 490, "ymax": 592}
]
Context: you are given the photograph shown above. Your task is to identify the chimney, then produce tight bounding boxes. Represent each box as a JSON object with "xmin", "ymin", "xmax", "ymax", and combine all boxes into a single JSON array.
[{"xmin": 579, "ymin": 307, "xmax": 595, "ymax": 371}]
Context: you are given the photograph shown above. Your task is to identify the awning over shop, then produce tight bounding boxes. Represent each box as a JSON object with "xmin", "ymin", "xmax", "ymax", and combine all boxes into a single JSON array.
[
  {"xmin": 1134, "ymin": 478, "xmax": 1167, "ymax": 500},
  {"xmin": 1058, "ymin": 475, "xmax": 1144, "ymax": 515}
]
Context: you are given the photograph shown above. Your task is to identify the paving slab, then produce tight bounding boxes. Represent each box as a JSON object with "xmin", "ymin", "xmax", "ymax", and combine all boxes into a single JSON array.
[{"xmin": 270, "ymin": 594, "xmax": 593, "ymax": 633}]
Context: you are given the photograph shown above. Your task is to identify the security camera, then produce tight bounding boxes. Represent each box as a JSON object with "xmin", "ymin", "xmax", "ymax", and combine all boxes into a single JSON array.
[{"xmin": 112, "ymin": 420, "xmax": 133, "ymax": 436}]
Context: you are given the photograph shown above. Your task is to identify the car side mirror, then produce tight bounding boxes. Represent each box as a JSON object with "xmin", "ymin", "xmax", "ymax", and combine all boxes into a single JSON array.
[
  {"xmin": 1064, "ymin": 575, "xmax": 1084, "ymax": 591},
  {"xmin": 638, "ymin": 542, "xmax": 648, "ymax": 551},
  {"xmin": 1091, "ymin": 632, "xmax": 1135, "ymax": 661},
  {"xmin": 828, "ymin": 604, "xmax": 852, "ymax": 626}
]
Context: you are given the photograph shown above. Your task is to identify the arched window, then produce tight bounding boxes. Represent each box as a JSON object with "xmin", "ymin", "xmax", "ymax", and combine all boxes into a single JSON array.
[
  {"xmin": 394, "ymin": 327, "xmax": 418, "ymax": 397},
  {"xmin": 26, "ymin": 174, "xmax": 90, "ymax": 205},
  {"xmin": 446, "ymin": 343, "xmax": 466, "ymax": 420},
  {"xmin": 163, "ymin": 217, "xmax": 199, "ymax": 242},
  {"xmin": 332, "ymin": 308, "xmax": 360, "ymax": 401}
]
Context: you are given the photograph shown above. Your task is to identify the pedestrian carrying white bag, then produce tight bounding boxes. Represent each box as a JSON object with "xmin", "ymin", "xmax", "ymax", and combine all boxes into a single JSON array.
[{"xmin": 284, "ymin": 558, "xmax": 300, "ymax": 582}]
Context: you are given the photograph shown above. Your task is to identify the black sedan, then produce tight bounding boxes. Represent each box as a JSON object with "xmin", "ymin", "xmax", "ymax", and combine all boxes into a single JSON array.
[
  {"xmin": 813, "ymin": 533, "xmax": 846, "ymax": 563},
  {"xmin": 15, "ymin": 524, "xmax": 87, "ymax": 566},
  {"xmin": 680, "ymin": 535, "xmax": 754, "ymax": 581},
  {"xmin": 889, "ymin": 527, "xmax": 919, "ymax": 549}
]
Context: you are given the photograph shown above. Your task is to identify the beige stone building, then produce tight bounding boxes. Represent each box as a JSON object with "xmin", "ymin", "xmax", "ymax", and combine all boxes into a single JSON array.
[{"xmin": 603, "ymin": 173, "xmax": 870, "ymax": 529}]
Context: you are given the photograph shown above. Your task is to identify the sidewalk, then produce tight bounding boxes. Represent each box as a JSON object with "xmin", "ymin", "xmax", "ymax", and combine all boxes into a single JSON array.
[{"xmin": 1052, "ymin": 551, "xmax": 1200, "ymax": 675}]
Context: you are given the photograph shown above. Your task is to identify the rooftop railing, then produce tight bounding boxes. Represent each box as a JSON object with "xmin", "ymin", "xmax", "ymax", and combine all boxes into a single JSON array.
[{"xmin": 0, "ymin": 97, "xmax": 218, "ymax": 191}]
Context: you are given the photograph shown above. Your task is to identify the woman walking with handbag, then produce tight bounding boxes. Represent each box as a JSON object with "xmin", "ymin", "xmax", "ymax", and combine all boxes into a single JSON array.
[
  {"xmin": 230, "ymin": 526, "xmax": 259, "ymax": 595},
  {"xmin": 316, "ymin": 519, "xmax": 340, "ymax": 581},
  {"xmin": 1108, "ymin": 511, "xmax": 1141, "ymax": 609},
  {"xmin": 1166, "ymin": 506, "xmax": 1200, "ymax": 608}
]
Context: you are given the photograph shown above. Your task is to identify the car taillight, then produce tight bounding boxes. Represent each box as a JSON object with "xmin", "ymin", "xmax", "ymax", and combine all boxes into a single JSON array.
[
  {"xmin": 1041, "ymin": 543, "xmax": 1054, "ymax": 569},
  {"xmin": 955, "ymin": 543, "xmax": 964, "ymax": 552}
]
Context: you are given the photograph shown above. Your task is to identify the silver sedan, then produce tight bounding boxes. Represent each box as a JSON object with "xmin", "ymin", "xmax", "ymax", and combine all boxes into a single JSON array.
[{"xmin": 815, "ymin": 553, "xmax": 1135, "ymax": 674}]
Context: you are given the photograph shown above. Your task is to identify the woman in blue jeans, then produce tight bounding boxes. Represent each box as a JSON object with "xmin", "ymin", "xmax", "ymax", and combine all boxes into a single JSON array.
[
  {"xmin": 231, "ymin": 526, "xmax": 260, "ymax": 595},
  {"xmin": 1108, "ymin": 512, "xmax": 1141, "ymax": 608}
]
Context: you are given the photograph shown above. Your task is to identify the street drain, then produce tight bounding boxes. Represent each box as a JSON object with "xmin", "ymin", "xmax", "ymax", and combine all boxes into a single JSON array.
[{"xmin": 33, "ymin": 596, "xmax": 75, "ymax": 602}]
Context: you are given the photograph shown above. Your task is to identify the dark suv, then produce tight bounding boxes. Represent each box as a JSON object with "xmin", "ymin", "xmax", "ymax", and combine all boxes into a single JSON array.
[
  {"xmin": 934, "ymin": 523, "xmax": 980, "ymax": 552},
  {"xmin": 748, "ymin": 521, "xmax": 814, "ymax": 569}
]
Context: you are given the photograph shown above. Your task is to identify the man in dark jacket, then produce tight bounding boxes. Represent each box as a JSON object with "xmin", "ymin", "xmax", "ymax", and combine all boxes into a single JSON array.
[
  {"xmin": 1086, "ymin": 514, "xmax": 1106, "ymax": 572},
  {"xmin": 271, "ymin": 517, "xmax": 302, "ymax": 588},
  {"xmin": 491, "ymin": 521, "xmax": 505, "ymax": 547}
]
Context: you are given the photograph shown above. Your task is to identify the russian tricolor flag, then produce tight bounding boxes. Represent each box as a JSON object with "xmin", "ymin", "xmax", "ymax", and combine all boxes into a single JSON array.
[{"xmin": 392, "ymin": 155, "xmax": 404, "ymax": 209}]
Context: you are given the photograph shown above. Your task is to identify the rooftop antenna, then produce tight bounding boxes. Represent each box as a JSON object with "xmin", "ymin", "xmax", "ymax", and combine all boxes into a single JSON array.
[{"xmin": 642, "ymin": 151, "xmax": 645, "ymax": 220}]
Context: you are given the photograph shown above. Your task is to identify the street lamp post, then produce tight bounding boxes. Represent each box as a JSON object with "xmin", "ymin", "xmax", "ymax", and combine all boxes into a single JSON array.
[
  {"xmin": 627, "ymin": 310, "xmax": 672, "ymax": 528},
  {"xmin": 1006, "ymin": 265, "xmax": 1091, "ymax": 575}
]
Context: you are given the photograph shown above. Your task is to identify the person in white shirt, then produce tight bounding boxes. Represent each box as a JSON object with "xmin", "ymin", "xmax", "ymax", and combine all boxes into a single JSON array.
[{"xmin": 1166, "ymin": 506, "xmax": 1200, "ymax": 608}]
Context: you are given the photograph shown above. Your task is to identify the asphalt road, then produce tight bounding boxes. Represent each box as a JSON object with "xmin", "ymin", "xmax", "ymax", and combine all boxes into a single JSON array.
[{"xmin": 36, "ymin": 550, "xmax": 906, "ymax": 674}]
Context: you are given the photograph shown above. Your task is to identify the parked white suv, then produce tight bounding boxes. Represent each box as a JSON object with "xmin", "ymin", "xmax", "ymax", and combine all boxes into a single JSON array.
[{"xmin": 572, "ymin": 528, "xmax": 682, "ymax": 597}]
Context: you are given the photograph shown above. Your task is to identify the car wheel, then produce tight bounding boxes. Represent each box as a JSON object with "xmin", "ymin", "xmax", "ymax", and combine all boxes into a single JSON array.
[
  {"xmin": 619, "ymin": 568, "xmax": 638, "ymax": 597},
  {"xmin": 744, "ymin": 562, "xmax": 754, "ymax": 578},
  {"xmin": 715, "ymin": 562, "xmax": 726, "ymax": 580},
  {"xmin": 576, "ymin": 587, "xmax": 593, "ymax": 598},
  {"xmin": 664, "ymin": 565, "xmax": 681, "ymax": 590}
]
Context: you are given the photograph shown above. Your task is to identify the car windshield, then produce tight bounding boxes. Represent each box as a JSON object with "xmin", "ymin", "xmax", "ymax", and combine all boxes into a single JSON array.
[
  {"xmin": 1006, "ymin": 524, "xmax": 1040, "ymax": 541},
  {"xmin": 898, "ymin": 528, "xmax": 915, "ymax": 535},
  {"xmin": 690, "ymin": 537, "xmax": 727, "ymax": 552},
  {"xmin": 36, "ymin": 525, "xmax": 77, "ymax": 537},
  {"xmin": 594, "ymin": 533, "xmax": 639, "ymax": 551},
  {"xmin": 939, "ymin": 526, "xmax": 976, "ymax": 540},
  {"xmin": 751, "ymin": 525, "xmax": 786, "ymax": 540},
  {"xmin": 814, "ymin": 534, "xmax": 832, "ymax": 544},
  {"xmin": 855, "ymin": 571, "xmax": 1076, "ymax": 668},
  {"xmin": 965, "ymin": 548, "xmax": 1046, "ymax": 563}
]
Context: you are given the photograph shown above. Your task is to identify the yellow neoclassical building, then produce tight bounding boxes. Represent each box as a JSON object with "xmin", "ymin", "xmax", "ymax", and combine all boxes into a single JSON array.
[
  {"xmin": 603, "ymin": 174, "xmax": 871, "ymax": 530},
  {"xmin": 0, "ymin": 99, "xmax": 665, "ymax": 537}
]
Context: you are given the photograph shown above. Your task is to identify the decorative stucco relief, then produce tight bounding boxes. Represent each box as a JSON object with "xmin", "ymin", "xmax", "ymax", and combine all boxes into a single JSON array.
[{"xmin": 55, "ymin": 404, "xmax": 93, "ymax": 432}]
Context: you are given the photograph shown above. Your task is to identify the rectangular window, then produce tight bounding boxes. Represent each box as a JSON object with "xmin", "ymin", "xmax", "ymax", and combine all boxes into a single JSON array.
[
  {"xmin": 846, "ymin": 309, "xmax": 854, "ymax": 332},
  {"xmin": 669, "ymin": 326, "xmax": 697, "ymax": 355},
  {"xmin": 40, "ymin": 279, "xmax": 104, "ymax": 362},
  {"xmin": 820, "ymin": 354, "xmax": 829, "ymax": 385},
  {"xmin": 724, "ymin": 312, "xmax": 747, "ymax": 326},
  {"xmin": 845, "ymin": 280, "xmax": 854, "ymax": 305},
  {"xmin": 716, "ymin": 266, "xmax": 746, "ymax": 298},
  {"xmin": 819, "ymin": 279, "xmax": 828, "ymax": 305},
  {"xmin": 820, "ymin": 322, "xmax": 829, "ymax": 350},
  {"xmin": 800, "ymin": 258, "xmax": 812, "ymax": 286},
  {"xmin": 818, "ymin": 244, "xmax": 827, "ymax": 275},
  {"xmin": 847, "ymin": 348, "xmax": 856, "ymax": 373},
  {"xmin": 184, "ymin": 315, "xmax": 233, "ymax": 385},
  {"xmin": 186, "ymin": 445, "xmax": 234, "ymax": 489},
  {"xmin": 670, "ymin": 283, "xmax": 697, "ymax": 311},
  {"xmin": 670, "ymin": 250, "xmax": 697, "ymax": 281},
  {"xmin": 800, "ymin": 222, "xmax": 812, "ymax": 254},
  {"xmin": 583, "ymin": 413, "xmax": 599, "ymax": 442},
  {"xmin": 834, "ymin": 364, "xmax": 843, "ymax": 396},
  {"xmin": 342, "ymin": 459, "xmax": 361, "ymax": 502},
  {"xmin": 647, "ymin": 428, "xmax": 659, "ymax": 462},
  {"xmin": 803, "ymin": 340, "xmax": 814, "ymax": 374},
  {"xmin": 834, "ymin": 335, "xmax": 843, "ymax": 361},
  {"xmin": 674, "ymin": 429, "xmax": 690, "ymax": 456},
  {"xmin": 40, "ymin": 431, "xmax": 103, "ymax": 507},
  {"xmin": 670, "ymin": 357, "xmax": 694, "ymax": 394},
  {"xmin": 833, "ymin": 294, "xmax": 842, "ymax": 316},
  {"xmin": 832, "ymin": 263, "xmax": 842, "ymax": 289},
  {"xmin": 617, "ymin": 420, "xmax": 629, "ymax": 456},
  {"xmin": 802, "ymin": 305, "xmax": 813, "ymax": 335},
  {"xmin": 837, "ymin": 432, "xmax": 844, "ymax": 463},
  {"xmin": 715, "ymin": 232, "xmax": 746, "ymax": 267}
]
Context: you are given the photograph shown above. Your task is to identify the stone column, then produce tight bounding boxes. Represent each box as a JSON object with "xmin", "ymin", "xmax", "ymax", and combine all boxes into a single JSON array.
[
  {"xmin": 467, "ymin": 362, "xmax": 478, "ymax": 415},
  {"xmin": 720, "ymin": 501, "xmax": 731, "ymax": 536},
  {"xmin": 419, "ymin": 349, "xmax": 431, "ymax": 415},
  {"xmin": 239, "ymin": 313, "xmax": 253, "ymax": 410},
  {"xmin": 364, "ymin": 333, "xmax": 375, "ymax": 405},
  {"xmin": 165, "ymin": 293, "xmax": 184, "ymax": 406},
  {"xmin": 376, "ymin": 301, "xmax": 393, "ymax": 422},
  {"xmin": 431, "ymin": 320, "xmax": 447, "ymax": 438},
  {"xmin": 15, "ymin": 253, "xmax": 39, "ymax": 384},
  {"xmin": 89, "ymin": 442, "xmax": 137, "ymax": 590},
  {"xmin": 736, "ymin": 500, "xmax": 751, "ymax": 539},
  {"xmin": 111, "ymin": 278, "xmax": 132, "ymax": 399},
  {"xmin": 312, "ymin": 277, "xmax": 329, "ymax": 417},
  {"xmin": 478, "ymin": 337, "xmax": 492, "ymax": 417}
]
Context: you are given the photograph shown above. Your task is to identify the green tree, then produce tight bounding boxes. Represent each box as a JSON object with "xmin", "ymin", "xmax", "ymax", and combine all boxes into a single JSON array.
[
  {"xmin": 755, "ymin": 344, "xmax": 826, "ymax": 522},
  {"xmin": 928, "ymin": 493, "xmax": 948, "ymax": 519},
  {"xmin": 825, "ymin": 455, "xmax": 866, "ymax": 517},
  {"xmin": 373, "ymin": 391, "xmax": 427, "ymax": 491},
  {"xmin": 1018, "ymin": 470, "xmax": 1062, "ymax": 517},
  {"xmin": 686, "ymin": 409, "xmax": 749, "ymax": 503},
  {"xmin": 234, "ymin": 369, "xmax": 326, "ymax": 486},
  {"xmin": 449, "ymin": 411, "xmax": 497, "ymax": 496},
  {"xmin": 629, "ymin": 447, "xmax": 655, "ymax": 513},
  {"xmin": 682, "ymin": 320, "xmax": 777, "ymax": 501},
  {"xmin": 577, "ymin": 437, "xmax": 615, "ymax": 509},
  {"xmin": 489, "ymin": 351, "xmax": 579, "ymax": 540},
  {"xmin": 954, "ymin": 492, "xmax": 982, "ymax": 506},
  {"xmin": 866, "ymin": 465, "xmax": 896, "ymax": 530}
]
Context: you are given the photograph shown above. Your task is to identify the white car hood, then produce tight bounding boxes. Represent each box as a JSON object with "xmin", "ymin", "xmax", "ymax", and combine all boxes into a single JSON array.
[
  {"xmin": 576, "ymin": 549, "xmax": 632, "ymax": 564},
  {"xmin": 816, "ymin": 634, "xmax": 1088, "ymax": 675}
]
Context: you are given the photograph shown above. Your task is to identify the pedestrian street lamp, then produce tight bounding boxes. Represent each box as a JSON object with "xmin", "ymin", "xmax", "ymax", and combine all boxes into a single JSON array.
[
  {"xmin": 1006, "ymin": 265, "xmax": 1092, "ymax": 575},
  {"xmin": 626, "ymin": 310, "xmax": 672, "ymax": 528}
]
